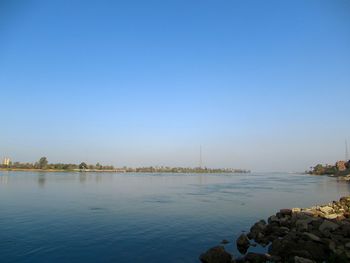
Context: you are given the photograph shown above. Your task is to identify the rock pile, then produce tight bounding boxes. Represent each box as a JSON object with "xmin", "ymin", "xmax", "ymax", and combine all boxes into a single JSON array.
[{"xmin": 199, "ymin": 196, "xmax": 350, "ymax": 263}]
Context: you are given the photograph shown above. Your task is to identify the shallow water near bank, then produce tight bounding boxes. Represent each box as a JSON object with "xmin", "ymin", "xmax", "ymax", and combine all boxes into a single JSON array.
[{"xmin": 0, "ymin": 171, "xmax": 349, "ymax": 263}]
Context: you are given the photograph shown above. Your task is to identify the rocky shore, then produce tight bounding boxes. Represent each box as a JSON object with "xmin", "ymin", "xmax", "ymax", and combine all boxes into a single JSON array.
[{"xmin": 200, "ymin": 196, "xmax": 350, "ymax": 263}]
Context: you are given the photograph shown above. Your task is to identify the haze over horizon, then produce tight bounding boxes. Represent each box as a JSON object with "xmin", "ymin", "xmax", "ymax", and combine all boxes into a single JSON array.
[{"xmin": 1, "ymin": 1, "xmax": 349, "ymax": 172}]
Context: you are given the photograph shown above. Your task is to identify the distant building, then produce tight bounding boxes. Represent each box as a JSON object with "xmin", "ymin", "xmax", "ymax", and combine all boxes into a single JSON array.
[
  {"xmin": 2, "ymin": 157, "xmax": 11, "ymax": 166},
  {"xmin": 336, "ymin": 160, "xmax": 347, "ymax": 171}
]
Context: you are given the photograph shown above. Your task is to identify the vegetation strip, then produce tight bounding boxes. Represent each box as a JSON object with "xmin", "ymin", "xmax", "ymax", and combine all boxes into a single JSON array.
[{"xmin": 1, "ymin": 157, "xmax": 249, "ymax": 173}]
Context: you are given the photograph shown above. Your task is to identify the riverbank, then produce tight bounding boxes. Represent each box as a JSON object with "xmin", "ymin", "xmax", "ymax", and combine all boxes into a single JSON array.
[
  {"xmin": 0, "ymin": 168, "xmax": 249, "ymax": 174},
  {"xmin": 0, "ymin": 168, "xmax": 123, "ymax": 173},
  {"xmin": 200, "ymin": 196, "xmax": 350, "ymax": 263},
  {"xmin": 309, "ymin": 160, "xmax": 350, "ymax": 178}
]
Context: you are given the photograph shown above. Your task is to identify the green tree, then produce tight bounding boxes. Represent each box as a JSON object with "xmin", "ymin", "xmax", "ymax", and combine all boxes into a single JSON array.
[
  {"xmin": 313, "ymin": 164, "xmax": 325, "ymax": 175},
  {"xmin": 38, "ymin": 157, "xmax": 48, "ymax": 169},
  {"xmin": 79, "ymin": 162, "xmax": 88, "ymax": 170},
  {"xmin": 96, "ymin": 162, "xmax": 102, "ymax": 170}
]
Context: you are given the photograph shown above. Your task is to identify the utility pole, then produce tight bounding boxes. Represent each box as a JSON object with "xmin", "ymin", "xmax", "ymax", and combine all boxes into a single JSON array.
[{"xmin": 346, "ymin": 139, "xmax": 349, "ymax": 161}]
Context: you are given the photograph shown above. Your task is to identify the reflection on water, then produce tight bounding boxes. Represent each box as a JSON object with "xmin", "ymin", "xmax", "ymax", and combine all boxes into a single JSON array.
[
  {"xmin": 0, "ymin": 171, "xmax": 349, "ymax": 263},
  {"xmin": 37, "ymin": 174, "xmax": 46, "ymax": 188},
  {"xmin": 0, "ymin": 173, "xmax": 9, "ymax": 184},
  {"xmin": 79, "ymin": 173, "xmax": 87, "ymax": 184}
]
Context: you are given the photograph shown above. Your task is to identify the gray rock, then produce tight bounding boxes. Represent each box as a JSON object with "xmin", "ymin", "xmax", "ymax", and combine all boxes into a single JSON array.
[
  {"xmin": 236, "ymin": 233, "xmax": 250, "ymax": 254},
  {"xmin": 199, "ymin": 246, "xmax": 232, "ymax": 263},
  {"xmin": 280, "ymin": 208, "xmax": 292, "ymax": 216},
  {"xmin": 221, "ymin": 239, "xmax": 229, "ymax": 244},
  {"xmin": 269, "ymin": 238, "xmax": 328, "ymax": 261},
  {"xmin": 243, "ymin": 252, "xmax": 268, "ymax": 263},
  {"xmin": 268, "ymin": 215, "xmax": 279, "ymax": 224},
  {"xmin": 302, "ymin": 232, "xmax": 321, "ymax": 242},
  {"xmin": 282, "ymin": 219, "xmax": 292, "ymax": 228},
  {"xmin": 294, "ymin": 256, "xmax": 315, "ymax": 263},
  {"xmin": 319, "ymin": 220, "xmax": 339, "ymax": 233},
  {"xmin": 248, "ymin": 220, "xmax": 266, "ymax": 240},
  {"xmin": 296, "ymin": 219, "xmax": 312, "ymax": 231},
  {"xmin": 301, "ymin": 210, "xmax": 316, "ymax": 217}
]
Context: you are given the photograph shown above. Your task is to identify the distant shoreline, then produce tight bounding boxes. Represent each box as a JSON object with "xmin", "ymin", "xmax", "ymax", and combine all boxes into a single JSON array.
[
  {"xmin": 0, "ymin": 168, "xmax": 121, "ymax": 173},
  {"xmin": 0, "ymin": 168, "xmax": 250, "ymax": 174},
  {"xmin": 0, "ymin": 157, "xmax": 250, "ymax": 174}
]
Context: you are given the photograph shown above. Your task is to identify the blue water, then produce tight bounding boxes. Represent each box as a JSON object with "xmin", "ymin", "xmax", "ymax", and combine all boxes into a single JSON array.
[{"xmin": 0, "ymin": 171, "xmax": 349, "ymax": 263}]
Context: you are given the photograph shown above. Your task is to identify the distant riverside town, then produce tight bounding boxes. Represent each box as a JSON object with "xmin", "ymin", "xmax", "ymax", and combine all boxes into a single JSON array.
[{"xmin": 0, "ymin": 156, "xmax": 250, "ymax": 174}]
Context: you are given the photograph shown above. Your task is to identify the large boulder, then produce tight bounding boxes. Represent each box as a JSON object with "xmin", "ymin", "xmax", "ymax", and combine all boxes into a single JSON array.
[
  {"xmin": 280, "ymin": 208, "xmax": 293, "ymax": 216},
  {"xmin": 247, "ymin": 220, "xmax": 267, "ymax": 241},
  {"xmin": 319, "ymin": 220, "xmax": 339, "ymax": 234},
  {"xmin": 302, "ymin": 232, "xmax": 322, "ymax": 242},
  {"xmin": 199, "ymin": 246, "xmax": 232, "ymax": 263},
  {"xmin": 319, "ymin": 206, "xmax": 334, "ymax": 215},
  {"xmin": 236, "ymin": 233, "xmax": 250, "ymax": 254},
  {"xmin": 243, "ymin": 252, "xmax": 269, "ymax": 263},
  {"xmin": 268, "ymin": 238, "xmax": 329, "ymax": 262}
]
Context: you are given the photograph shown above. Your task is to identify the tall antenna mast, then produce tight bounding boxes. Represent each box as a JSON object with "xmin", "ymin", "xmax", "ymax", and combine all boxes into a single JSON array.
[
  {"xmin": 346, "ymin": 139, "xmax": 349, "ymax": 161},
  {"xmin": 199, "ymin": 145, "xmax": 202, "ymax": 168}
]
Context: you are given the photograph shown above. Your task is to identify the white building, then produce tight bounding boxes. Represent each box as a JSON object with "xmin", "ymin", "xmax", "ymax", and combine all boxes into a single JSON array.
[{"xmin": 2, "ymin": 157, "xmax": 11, "ymax": 166}]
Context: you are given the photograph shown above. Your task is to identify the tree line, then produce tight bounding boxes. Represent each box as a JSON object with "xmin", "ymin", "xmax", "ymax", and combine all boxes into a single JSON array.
[
  {"xmin": 1, "ymin": 157, "xmax": 250, "ymax": 173},
  {"xmin": 0, "ymin": 157, "xmax": 115, "ymax": 170},
  {"xmin": 309, "ymin": 160, "xmax": 350, "ymax": 176}
]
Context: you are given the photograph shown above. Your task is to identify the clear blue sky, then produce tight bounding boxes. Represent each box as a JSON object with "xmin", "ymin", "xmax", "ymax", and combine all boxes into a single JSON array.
[{"xmin": 1, "ymin": 0, "xmax": 349, "ymax": 171}]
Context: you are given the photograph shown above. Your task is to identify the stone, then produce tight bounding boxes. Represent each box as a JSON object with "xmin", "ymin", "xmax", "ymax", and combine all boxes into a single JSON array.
[
  {"xmin": 268, "ymin": 215, "xmax": 279, "ymax": 224},
  {"xmin": 319, "ymin": 220, "xmax": 339, "ymax": 233},
  {"xmin": 248, "ymin": 220, "xmax": 266, "ymax": 240},
  {"xmin": 280, "ymin": 208, "xmax": 292, "ymax": 216},
  {"xmin": 309, "ymin": 218, "xmax": 322, "ymax": 229},
  {"xmin": 324, "ymin": 214, "xmax": 338, "ymax": 220},
  {"xmin": 328, "ymin": 240, "xmax": 336, "ymax": 253},
  {"xmin": 340, "ymin": 196, "xmax": 350, "ymax": 204},
  {"xmin": 296, "ymin": 219, "xmax": 311, "ymax": 231},
  {"xmin": 302, "ymin": 210, "xmax": 316, "ymax": 217},
  {"xmin": 236, "ymin": 233, "xmax": 250, "ymax": 254},
  {"xmin": 221, "ymin": 239, "xmax": 229, "ymax": 244},
  {"xmin": 302, "ymin": 232, "xmax": 321, "ymax": 242},
  {"xmin": 292, "ymin": 207, "xmax": 301, "ymax": 213},
  {"xmin": 264, "ymin": 224, "xmax": 289, "ymax": 238},
  {"xmin": 199, "ymin": 246, "xmax": 232, "ymax": 263},
  {"xmin": 294, "ymin": 256, "xmax": 315, "ymax": 263},
  {"xmin": 269, "ymin": 239, "xmax": 311, "ymax": 260},
  {"xmin": 314, "ymin": 211, "xmax": 326, "ymax": 218},
  {"xmin": 279, "ymin": 217, "xmax": 291, "ymax": 227},
  {"xmin": 269, "ymin": 237, "xmax": 329, "ymax": 262},
  {"xmin": 320, "ymin": 206, "xmax": 334, "ymax": 215},
  {"xmin": 243, "ymin": 252, "xmax": 268, "ymax": 263}
]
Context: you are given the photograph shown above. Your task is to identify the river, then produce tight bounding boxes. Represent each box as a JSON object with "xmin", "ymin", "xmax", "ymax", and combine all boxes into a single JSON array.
[{"xmin": 0, "ymin": 171, "xmax": 349, "ymax": 262}]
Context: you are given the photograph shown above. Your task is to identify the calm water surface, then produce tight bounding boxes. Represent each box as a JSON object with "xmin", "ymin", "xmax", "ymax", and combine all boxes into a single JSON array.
[{"xmin": 1, "ymin": 171, "xmax": 349, "ymax": 263}]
